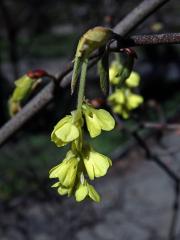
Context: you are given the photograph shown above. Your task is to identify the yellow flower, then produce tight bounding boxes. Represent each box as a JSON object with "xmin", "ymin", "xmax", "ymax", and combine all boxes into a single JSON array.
[
  {"xmin": 51, "ymin": 113, "xmax": 80, "ymax": 147},
  {"xmin": 126, "ymin": 91, "xmax": 144, "ymax": 110},
  {"xmin": 108, "ymin": 89, "xmax": 125, "ymax": 104},
  {"xmin": 83, "ymin": 146, "xmax": 112, "ymax": 180},
  {"xmin": 49, "ymin": 150, "xmax": 79, "ymax": 188},
  {"xmin": 82, "ymin": 103, "xmax": 115, "ymax": 138},
  {"xmin": 75, "ymin": 179, "xmax": 100, "ymax": 202},
  {"xmin": 125, "ymin": 71, "xmax": 140, "ymax": 88},
  {"xmin": 109, "ymin": 61, "xmax": 123, "ymax": 85},
  {"xmin": 51, "ymin": 181, "xmax": 73, "ymax": 196},
  {"xmin": 108, "ymin": 88, "xmax": 143, "ymax": 119}
]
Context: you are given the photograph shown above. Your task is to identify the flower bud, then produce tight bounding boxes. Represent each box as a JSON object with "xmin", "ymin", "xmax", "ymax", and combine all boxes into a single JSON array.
[{"xmin": 76, "ymin": 26, "xmax": 113, "ymax": 59}]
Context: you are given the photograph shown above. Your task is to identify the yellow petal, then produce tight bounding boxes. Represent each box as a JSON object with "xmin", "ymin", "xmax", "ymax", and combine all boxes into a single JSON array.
[
  {"xmin": 83, "ymin": 156, "xmax": 95, "ymax": 180},
  {"xmin": 55, "ymin": 122, "xmax": 79, "ymax": 142},
  {"xmin": 75, "ymin": 184, "xmax": 88, "ymax": 202},
  {"xmin": 95, "ymin": 109, "xmax": 115, "ymax": 131},
  {"xmin": 127, "ymin": 94, "xmax": 143, "ymax": 110},
  {"xmin": 125, "ymin": 71, "xmax": 140, "ymax": 88},
  {"xmin": 89, "ymin": 150, "xmax": 112, "ymax": 178},
  {"xmin": 87, "ymin": 183, "xmax": 101, "ymax": 202},
  {"xmin": 85, "ymin": 113, "xmax": 101, "ymax": 138},
  {"xmin": 58, "ymin": 185, "xmax": 71, "ymax": 196},
  {"xmin": 59, "ymin": 158, "xmax": 78, "ymax": 187},
  {"xmin": 53, "ymin": 115, "xmax": 72, "ymax": 131}
]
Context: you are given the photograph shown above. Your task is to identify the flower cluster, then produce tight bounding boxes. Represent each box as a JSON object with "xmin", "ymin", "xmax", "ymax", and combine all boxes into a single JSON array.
[
  {"xmin": 49, "ymin": 102, "xmax": 115, "ymax": 202},
  {"xmin": 50, "ymin": 26, "xmax": 117, "ymax": 202},
  {"xmin": 108, "ymin": 60, "xmax": 143, "ymax": 119}
]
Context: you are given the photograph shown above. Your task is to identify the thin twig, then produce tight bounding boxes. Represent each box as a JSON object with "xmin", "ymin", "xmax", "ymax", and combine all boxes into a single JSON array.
[
  {"xmin": 132, "ymin": 130, "xmax": 180, "ymax": 240},
  {"xmin": 110, "ymin": 33, "xmax": 180, "ymax": 50},
  {"xmin": 168, "ymin": 183, "xmax": 180, "ymax": 240},
  {"xmin": 142, "ymin": 122, "xmax": 180, "ymax": 130},
  {"xmin": 113, "ymin": 0, "xmax": 171, "ymax": 35},
  {"xmin": 114, "ymin": 113, "xmax": 180, "ymax": 240}
]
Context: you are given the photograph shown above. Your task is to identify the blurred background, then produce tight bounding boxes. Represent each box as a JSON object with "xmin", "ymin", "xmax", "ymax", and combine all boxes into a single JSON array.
[{"xmin": 0, "ymin": 0, "xmax": 180, "ymax": 239}]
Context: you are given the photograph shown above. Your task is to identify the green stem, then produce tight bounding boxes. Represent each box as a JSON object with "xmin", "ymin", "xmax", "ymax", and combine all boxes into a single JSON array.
[{"xmin": 77, "ymin": 58, "xmax": 88, "ymax": 112}]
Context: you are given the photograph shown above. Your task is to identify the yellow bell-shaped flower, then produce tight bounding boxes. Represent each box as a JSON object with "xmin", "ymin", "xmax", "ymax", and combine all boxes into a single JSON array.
[
  {"xmin": 109, "ymin": 61, "xmax": 123, "ymax": 85},
  {"xmin": 108, "ymin": 89, "xmax": 125, "ymax": 105},
  {"xmin": 49, "ymin": 150, "xmax": 79, "ymax": 188},
  {"xmin": 83, "ymin": 146, "xmax": 112, "ymax": 180},
  {"xmin": 75, "ymin": 179, "xmax": 100, "ymax": 202},
  {"xmin": 125, "ymin": 71, "xmax": 141, "ymax": 88},
  {"xmin": 82, "ymin": 103, "xmax": 115, "ymax": 138},
  {"xmin": 51, "ymin": 114, "xmax": 80, "ymax": 147},
  {"xmin": 126, "ymin": 91, "xmax": 144, "ymax": 110}
]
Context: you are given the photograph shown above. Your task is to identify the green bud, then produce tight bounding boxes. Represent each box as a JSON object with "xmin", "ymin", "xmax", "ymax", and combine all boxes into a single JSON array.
[
  {"xmin": 11, "ymin": 75, "xmax": 35, "ymax": 102},
  {"xmin": 76, "ymin": 27, "xmax": 113, "ymax": 59}
]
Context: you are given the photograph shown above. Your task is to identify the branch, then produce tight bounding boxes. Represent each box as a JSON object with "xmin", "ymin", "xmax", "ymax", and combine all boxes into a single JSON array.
[
  {"xmin": 113, "ymin": 0, "xmax": 171, "ymax": 35},
  {"xmin": 0, "ymin": 0, "xmax": 171, "ymax": 146},
  {"xmin": 142, "ymin": 122, "xmax": 180, "ymax": 130},
  {"xmin": 111, "ymin": 33, "xmax": 180, "ymax": 50}
]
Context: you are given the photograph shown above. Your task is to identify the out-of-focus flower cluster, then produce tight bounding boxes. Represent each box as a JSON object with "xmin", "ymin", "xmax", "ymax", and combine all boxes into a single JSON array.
[{"xmin": 108, "ymin": 60, "xmax": 143, "ymax": 119}]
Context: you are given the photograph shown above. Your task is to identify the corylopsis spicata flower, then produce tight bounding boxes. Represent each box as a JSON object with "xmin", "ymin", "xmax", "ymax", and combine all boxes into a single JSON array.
[
  {"xmin": 51, "ymin": 111, "xmax": 83, "ymax": 147},
  {"xmin": 82, "ymin": 145, "xmax": 112, "ymax": 180},
  {"xmin": 49, "ymin": 150, "xmax": 79, "ymax": 188},
  {"xmin": 82, "ymin": 103, "xmax": 115, "ymax": 138},
  {"xmin": 75, "ymin": 179, "xmax": 100, "ymax": 202},
  {"xmin": 125, "ymin": 71, "xmax": 140, "ymax": 88}
]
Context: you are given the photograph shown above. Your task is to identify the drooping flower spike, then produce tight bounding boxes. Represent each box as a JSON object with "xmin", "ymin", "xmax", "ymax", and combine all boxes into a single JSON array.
[
  {"xmin": 49, "ymin": 26, "xmax": 119, "ymax": 203},
  {"xmin": 49, "ymin": 144, "xmax": 111, "ymax": 202}
]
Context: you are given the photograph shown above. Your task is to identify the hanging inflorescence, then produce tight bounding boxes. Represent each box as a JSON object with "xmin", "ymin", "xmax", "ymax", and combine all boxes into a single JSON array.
[
  {"xmin": 49, "ymin": 27, "xmax": 117, "ymax": 202},
  {"xmin": 49, "ymin": 26, "xmax": 144, "ymax": 202}
]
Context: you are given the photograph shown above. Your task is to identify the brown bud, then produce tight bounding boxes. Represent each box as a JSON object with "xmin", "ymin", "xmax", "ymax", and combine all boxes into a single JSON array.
[{"xmin": 27, "ymin": 69, "xmax": 48, "ymax": 79}]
